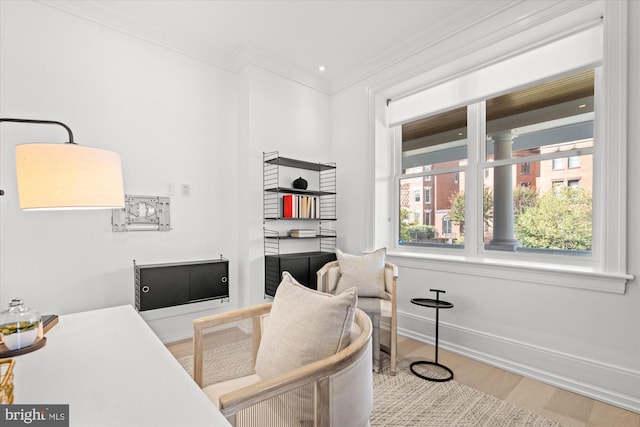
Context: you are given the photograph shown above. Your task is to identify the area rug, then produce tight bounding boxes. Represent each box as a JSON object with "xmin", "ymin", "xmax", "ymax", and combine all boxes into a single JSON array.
[{"xmin": 177, "ymin": 340, "xmax": 561, "ymax": 427}]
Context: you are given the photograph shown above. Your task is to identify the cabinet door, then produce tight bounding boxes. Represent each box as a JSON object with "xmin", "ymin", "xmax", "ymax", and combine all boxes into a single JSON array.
[
  {"xmin": 189, "ymin": 261, "xmax": 229, "ymax": 301},
  {"xmin": 138, "ymin": 266, "xmax": 189, "ymax": 311},
  {"xmin": 280, "ymin": 256, "xmax": 312, "ymax": 289}
]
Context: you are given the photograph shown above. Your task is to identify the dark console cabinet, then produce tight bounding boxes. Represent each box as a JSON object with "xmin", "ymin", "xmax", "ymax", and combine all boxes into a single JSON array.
[
  {"xmin": 265, "ymin": 251, "xmax": 336, "ymax": 297},
  {"xmin": 135, "ymin": 259, "xmax": 229, "ymax": 311}
]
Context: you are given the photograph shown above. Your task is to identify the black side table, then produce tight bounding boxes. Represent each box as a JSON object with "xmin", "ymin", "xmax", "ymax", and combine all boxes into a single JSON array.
[{"xmin": 410, "ymin": 289, "xmax": 454, "ymax": 382}]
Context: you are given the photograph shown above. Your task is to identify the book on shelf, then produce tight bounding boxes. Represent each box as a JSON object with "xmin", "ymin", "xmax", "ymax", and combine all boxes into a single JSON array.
[
  {"xmin": 282, "ymin": 195, "xmax": 319, "ymax": 219},
  {"xmin": 283, "ymin": 194, "xmax": 295, "ymax": 218},
  {"xmin": 289, "ymin": 229, "xmax": 317, "ymax": 238}
]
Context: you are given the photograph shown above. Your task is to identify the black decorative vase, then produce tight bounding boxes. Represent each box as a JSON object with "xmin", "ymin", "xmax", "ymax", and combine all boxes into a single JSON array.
[{"xmin": 292, "ymin": 177, "xmax": 308, "ymax": 190}]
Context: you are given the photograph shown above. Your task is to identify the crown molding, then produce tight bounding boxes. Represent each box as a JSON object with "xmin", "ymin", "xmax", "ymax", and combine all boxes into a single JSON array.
[
  {"xmin": 330, "ymin": 0, "xmax": 599, "ymax": 95},
  {"xmin": 329, "ymin": 0, "xmax": 515, "ymax": 94}
]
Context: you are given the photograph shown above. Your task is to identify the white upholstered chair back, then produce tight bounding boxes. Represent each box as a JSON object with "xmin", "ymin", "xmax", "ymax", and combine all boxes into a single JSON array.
[{"xmin": 317, "ymin": 260, "xmax": 398, "ymax": 375}]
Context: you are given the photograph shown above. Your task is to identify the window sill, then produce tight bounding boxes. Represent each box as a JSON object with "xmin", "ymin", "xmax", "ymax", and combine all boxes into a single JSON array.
[{"xmin": 387, "ymin": 249, "xmax": 632, "ymax": 294}]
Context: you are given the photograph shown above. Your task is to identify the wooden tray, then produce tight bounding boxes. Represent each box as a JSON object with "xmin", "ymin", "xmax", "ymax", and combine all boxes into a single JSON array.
[{"xmin": 0, "ymin": 336, "xmax": 46, "ymax": 358}]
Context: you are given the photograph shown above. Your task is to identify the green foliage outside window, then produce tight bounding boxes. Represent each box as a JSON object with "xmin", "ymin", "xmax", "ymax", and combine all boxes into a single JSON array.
[
  {"xmin": 515, "ymin": 187, "xmax": 592, "ymax": 250},
  {"xmin": 399, "ymin": 208, "xmax": 436, "ymax": 242},
  {"xmin": 403, "ymin": 224, "xmax": 436, "ymax": 241},
  {"xmin": 513, "ymin": 186, "xmax": 538, "ymax": 219},
  {"xmin": 449, "ymin": 187, "xmax": 494, "ymax": 229},
  {"xmin": 442, "ymin": 185, "xmax": 591, "ymax": 250}
]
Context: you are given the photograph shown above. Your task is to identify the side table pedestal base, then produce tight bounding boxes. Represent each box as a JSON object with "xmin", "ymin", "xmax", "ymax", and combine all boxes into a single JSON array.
[{"xmin": 410, "ymin": 360, "xmax": 454, "ymax": 382}]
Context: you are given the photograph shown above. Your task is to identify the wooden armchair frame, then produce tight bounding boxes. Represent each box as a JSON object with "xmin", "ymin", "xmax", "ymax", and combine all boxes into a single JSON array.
[{"xmin": 193, "ymin": 304, "xmax": 372, "ymax": 426}]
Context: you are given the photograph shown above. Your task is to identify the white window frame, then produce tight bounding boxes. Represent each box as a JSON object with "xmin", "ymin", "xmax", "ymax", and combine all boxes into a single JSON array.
[{"xmin": 371, "ymin": 1, "xmax": 632, "ymax": 294}]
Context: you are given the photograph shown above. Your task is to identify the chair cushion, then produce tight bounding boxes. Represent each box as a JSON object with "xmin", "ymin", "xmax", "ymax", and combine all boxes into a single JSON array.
[
  {"xmin": 335, "ymin": 248, "xmax": 389, "ymax": 300},
  {"xmin": 380, "ymin": 298, "xmax": 393, "ymax": 318},
  {"xmin": 255, "ymin": 271, "xmax": 357, "ymax": 380},
  {"xmin": 204, "ymin": 374, "xmax": 306, "ymax": 425},
  {"xmin": 203, "ymin": 374, "xmax": 261, "ymax": 409}
]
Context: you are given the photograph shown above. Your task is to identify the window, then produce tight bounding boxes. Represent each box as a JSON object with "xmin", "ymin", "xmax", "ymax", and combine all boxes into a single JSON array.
[
  {"xmin": 568, "ymin": 156, "xmax": 580, "ymax": 168},
  {"xmin": 552, "ymin": 158, "xmax": 564, "ymax": 170},
  {"xmin": 398, "ymin": 107, "xmax": 466, "ymax": 246},
  {"xmin": 414, "ymin": 190, "xmax": 420, "ymax": 202},
  {"xmin": 552, "ymin": 180, "xmax": 564, "ymax": 196},
  {"xmin": 482, "ymin": 71, "xmax": 594, "ymax": 253},
  {"xmin": 442, "ymin": 216, "xmax": 452, "ymax": 234},
  {"xmin": 398, "ymin": 70, "xmax": 595, "ymax": 254},
  {"xmin": 568, "ymin": 179, "xmax": 580, "ymax": 188},
  {"xmin": 376, "ymin": 15, "xmax": 629, "ymax": 292}
]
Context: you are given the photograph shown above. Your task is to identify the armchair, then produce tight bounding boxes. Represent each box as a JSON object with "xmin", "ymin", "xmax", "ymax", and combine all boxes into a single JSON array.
[
  {"xmin": 193, "ymin": 274, "xmax": 373, "ymax": 427},
  {"xmin": 317, "ymin": 259, "xmax": 398, "ymax": 375}
]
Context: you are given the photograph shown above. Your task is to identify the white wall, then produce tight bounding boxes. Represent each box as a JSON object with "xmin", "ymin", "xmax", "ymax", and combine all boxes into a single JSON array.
[
  {"xmin": 0, "ymin": 1, "xmax": 239, "ymax": 341},
  {"xmin": 332, "ymin": 0, "xmax": 640, "ymax": 413}
]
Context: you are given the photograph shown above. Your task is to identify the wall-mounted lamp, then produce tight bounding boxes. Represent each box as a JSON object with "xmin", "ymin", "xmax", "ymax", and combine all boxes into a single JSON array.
[{"xmin": 0, "ymin": 118, "xmax": 125, "ymax": 210}]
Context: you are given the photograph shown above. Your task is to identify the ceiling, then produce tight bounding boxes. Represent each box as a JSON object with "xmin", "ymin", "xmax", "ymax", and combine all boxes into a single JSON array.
[{"xmin": 44, "ymin": 0, "xmax": 512, "ymax": 92}]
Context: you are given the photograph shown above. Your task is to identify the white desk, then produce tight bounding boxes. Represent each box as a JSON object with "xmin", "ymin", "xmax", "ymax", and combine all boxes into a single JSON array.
[{"xmin": 12, "ymin": 305, "xmax": 230, "ymax": 427}]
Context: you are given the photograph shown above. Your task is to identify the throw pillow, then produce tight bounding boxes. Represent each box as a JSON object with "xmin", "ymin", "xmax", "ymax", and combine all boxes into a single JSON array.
[
  {"xmin": 255, "ymin": 271, "xmax": 357, "ymax": 380},
  {"xmin": 334, "ymin": 247, "xmax": 389, "ymax": 300}
]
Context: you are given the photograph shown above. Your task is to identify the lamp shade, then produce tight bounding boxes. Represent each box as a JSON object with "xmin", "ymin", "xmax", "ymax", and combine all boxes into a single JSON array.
[{"xmin": 15, "ymin": 143, "xmax": 125, "ymax": 210}]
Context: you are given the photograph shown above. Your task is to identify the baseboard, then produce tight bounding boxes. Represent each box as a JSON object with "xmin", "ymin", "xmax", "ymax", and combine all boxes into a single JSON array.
[{"xmin": 398, "ymin": 310, "xmax": 640, "ymax": 414}]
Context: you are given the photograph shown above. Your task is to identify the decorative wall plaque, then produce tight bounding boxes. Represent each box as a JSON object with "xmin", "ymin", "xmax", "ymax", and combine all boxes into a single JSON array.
[{"xmin": 112, "ymin": 195, "xmax": 170, "ymax": 232}]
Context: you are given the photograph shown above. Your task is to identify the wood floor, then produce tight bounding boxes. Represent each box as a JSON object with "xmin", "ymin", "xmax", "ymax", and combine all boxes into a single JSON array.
[
  {"xmin": 166, "ymin": 330, "xmax": 640, "ymax": 427},
  {"xmin": 396, "ymin": 335, "xmax": 640, "ymax": 427}
]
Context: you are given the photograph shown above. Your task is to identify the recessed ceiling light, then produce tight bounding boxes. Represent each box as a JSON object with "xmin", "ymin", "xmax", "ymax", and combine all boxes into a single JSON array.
[
  {"xmin": 578, "ymin": 104, "xmax": 587, "ymax": 109},
  {"xmin": 318, "ymin": 65, "xmax": 326, "ymax": 72}
]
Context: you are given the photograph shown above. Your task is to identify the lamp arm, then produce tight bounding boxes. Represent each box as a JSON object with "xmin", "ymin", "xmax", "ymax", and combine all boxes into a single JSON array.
[{"xmin": 0, "ymin": 118, "xmax": 75, "ymax": 144}]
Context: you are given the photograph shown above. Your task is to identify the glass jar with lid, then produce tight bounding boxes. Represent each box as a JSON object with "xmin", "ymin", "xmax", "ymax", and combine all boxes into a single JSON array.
[{"xmin": 0, "ymin": 298, "xmax": 41, "ymax": 350}]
